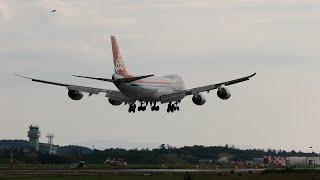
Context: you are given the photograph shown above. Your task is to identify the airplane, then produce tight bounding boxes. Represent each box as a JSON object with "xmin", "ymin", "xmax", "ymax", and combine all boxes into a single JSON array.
[{"xmin": 15, "ymin": 36, "xmax": 256, "ymax": 113}]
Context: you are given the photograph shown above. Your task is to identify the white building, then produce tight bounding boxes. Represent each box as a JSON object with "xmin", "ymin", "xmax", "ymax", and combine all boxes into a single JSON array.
[{"xmin": 286, "ymin": 157, "xmax": 320, "ymax": 166}]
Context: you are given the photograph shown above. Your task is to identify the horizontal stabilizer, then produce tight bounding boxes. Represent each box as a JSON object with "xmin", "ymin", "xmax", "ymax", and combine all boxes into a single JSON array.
[
  {"xmin": 118, "ymin": 74, "xmax": 154, "ymax": 83},
  {"xmin": 72, "ymin": 75, "xmax": 113, "ymax": 82},
  {"xmin": 73, "ymin": 74, "xmax": 154, "ymax": 83}
]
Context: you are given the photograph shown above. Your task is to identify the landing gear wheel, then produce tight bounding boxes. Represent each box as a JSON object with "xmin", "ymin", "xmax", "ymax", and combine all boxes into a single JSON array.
[
  {"xmin": 128, "ymin": 104, "xmax": 136, "ymax": 113},
  {"xmin": 166, "ymin": 102, "xmax": 180, "ymax": 113}
]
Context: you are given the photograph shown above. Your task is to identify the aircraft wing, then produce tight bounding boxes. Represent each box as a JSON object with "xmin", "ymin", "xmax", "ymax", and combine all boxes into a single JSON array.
[
  {"xmin": 15, "ymin": 74, "xmax": 134, "ymax": 103},
  {"xmin": 185, "ymin": 73, "xmax": 256, "ymax": 95},
  {"xmin": 160, "ymin": 73, "xmax": 256, "ymax": 103}
]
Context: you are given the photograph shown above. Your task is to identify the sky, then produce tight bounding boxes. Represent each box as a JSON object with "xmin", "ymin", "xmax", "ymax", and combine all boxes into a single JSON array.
[{"xmin": 1, "ymin": 0, "xmax": 320, "ymax": 152}]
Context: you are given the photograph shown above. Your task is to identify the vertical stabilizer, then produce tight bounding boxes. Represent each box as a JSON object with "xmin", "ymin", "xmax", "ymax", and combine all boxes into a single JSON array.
[{"xmin": 111, "ymin": 36, "xmax": 128, "ymax": 76}]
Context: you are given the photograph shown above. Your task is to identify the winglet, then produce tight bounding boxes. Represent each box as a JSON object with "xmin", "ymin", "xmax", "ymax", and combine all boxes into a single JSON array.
[
  {"xmin": 14, "ymin": 73, "xmax": 32, "ymax": 80},
  {"xmin": 248, "ymin": 73, "xmax": 256, "ymax": 78}
]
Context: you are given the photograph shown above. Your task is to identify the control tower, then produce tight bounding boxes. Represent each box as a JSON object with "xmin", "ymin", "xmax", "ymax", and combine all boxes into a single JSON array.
[{"xmin": 27, "ymin": 125, "xmax": 40, "ymax": 151}]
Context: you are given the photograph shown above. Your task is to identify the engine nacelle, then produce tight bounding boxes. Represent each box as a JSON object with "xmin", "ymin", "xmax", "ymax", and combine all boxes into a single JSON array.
[
  {"xmin": 68, "ymin": 90, "xmax": 83, "ymax": 100},
  {"xmin": 108, "ymin": 98, "xmax": 122, "ymax": 106},
  {"xmin": 192, "ymin": 94, "xmax": 206, "ymax": 105},
  {"xmin": 217, "ymin": 86, "xmax": 231, "ymax": 100}
]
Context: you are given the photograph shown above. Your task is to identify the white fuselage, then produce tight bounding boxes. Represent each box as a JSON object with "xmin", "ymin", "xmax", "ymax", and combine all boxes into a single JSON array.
[{"xmin": 113, "ymin": 73, "xmax": 185, "ymax": 101}]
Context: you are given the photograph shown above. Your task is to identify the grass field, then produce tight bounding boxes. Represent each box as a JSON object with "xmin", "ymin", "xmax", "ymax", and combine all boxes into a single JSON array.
[
  {"xmin": 0, "ymin": 163, "xmax": 228, "ymax": 170},
  {"xmin": 5, "ymin": 170, "xmax": 320, "ymax": 180},
  {"xmin": 6, "ymin": 174, "xmax": 320, "ymax": 180}
]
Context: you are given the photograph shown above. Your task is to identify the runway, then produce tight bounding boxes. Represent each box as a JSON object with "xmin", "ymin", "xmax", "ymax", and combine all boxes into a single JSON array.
[{"xmin": 0, "ymin": 168, "xmax": 265, "ymax": 177}]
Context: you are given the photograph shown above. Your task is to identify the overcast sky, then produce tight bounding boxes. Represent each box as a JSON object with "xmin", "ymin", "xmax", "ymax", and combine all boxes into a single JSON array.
[{"xmin": 1, "ymin": 0, "xmax": 320, "ymax": 151}]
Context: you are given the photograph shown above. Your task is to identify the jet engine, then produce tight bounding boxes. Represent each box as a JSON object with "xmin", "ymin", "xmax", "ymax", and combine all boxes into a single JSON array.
[
  {"xmin": 108, "ymin": 98, "xmax": 122, "ymax": 106},
  {"xmin": 217, "ymin": 86, "xmax": 231, "ymax": 100},
  {"xmin": 68, "ymin": 90, "xmax": 83, "ymax": 100},
  {"xmin": 192, "ymin": 94, "xmax": 206, "ymax": 105}
]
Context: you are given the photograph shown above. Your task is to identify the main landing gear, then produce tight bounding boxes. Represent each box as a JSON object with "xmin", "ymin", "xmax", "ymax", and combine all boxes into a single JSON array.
[
  {"xmin": 128, "ymin": 101, "xmax": 180, "ymax": 113},
  {"xmin": 128, "ymin": 104, "xmax": 136, "ymax": 113},
  {"xmin": 137, "ymin": 101, "xmax": 147, "ymax": 112},
  {"xmin": 151, "ymin": 102, "xmax": 160, "ymax": 111},
  {"xmin": 167, "ymin": 102, "xmax": 179, "ymax": 113},
  {"xmin": 128, "ymin": 101, "xmax": 160, "ymax": 113}
]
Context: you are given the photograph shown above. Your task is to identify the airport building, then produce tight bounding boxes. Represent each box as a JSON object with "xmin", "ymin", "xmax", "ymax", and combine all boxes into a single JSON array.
[
  {"xmin": 252, "ymin": 156, "xmax": 320, "ymax": 167},
  {"xmin": 46, "ymin": 134, "xmax": 57, "ymax": 155},
  {"xmin": 26, "ymin": 125, "xmax": 58, "ymax": 154},
  {"xmin": 27, "ymin": 125, "xmax": 40, "ymax": 151},
  {"xmin": 285, "ymin": 157, "xmax": 320, "ymax": 166}
]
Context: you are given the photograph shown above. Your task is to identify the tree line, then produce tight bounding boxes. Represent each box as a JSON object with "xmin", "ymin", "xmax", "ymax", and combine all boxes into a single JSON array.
[{"xmin": 0, "ymin": 142, "xmax": 317, "ymax": 164}]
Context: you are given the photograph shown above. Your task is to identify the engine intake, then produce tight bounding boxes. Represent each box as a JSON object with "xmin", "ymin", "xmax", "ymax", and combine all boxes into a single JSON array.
[
  {"xmin": 192, "ymin": 94, "xmax": 206, "ymax": 105},
  {"xmin": 108, "ymin": 98, "xmax": 122, "ymax": 106},
  {"xmin": 68, "ymin": 90, "xmax": 83, "ymax": 100},
  {"xmin": 217, "ymin": 86, "xmax": 231, "ymax": 100}
]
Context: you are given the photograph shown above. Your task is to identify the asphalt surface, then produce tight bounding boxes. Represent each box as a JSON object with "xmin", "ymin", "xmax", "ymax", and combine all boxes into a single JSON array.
[{"xmin": 0, "ymin": 168, "xmax": 265, "ymax": 177}]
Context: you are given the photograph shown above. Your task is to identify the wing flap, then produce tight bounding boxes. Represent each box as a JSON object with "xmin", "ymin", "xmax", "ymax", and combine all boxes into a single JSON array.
[
  {"xmin": 67, "ymin": 85, "xmax": 109, "ymax": 95},
  {"xmin": 160, "ymin": 91, "xmax": 186, "ymax": 103},
  {"xmin": 105, "ymin": 91, "xmax": 135, "ymax": 104}
]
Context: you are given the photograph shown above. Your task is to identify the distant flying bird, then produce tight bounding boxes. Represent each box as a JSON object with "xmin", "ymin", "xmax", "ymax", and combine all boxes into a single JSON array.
[{"xmin": 50, "ymin": 9, "xmax": 56, "ymax": 13}]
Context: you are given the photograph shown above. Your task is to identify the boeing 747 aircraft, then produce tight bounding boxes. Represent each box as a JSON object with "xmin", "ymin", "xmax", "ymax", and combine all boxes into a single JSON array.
[{"xmin": 16, "ymin": 36, "xmax": 256, "ymax": 113}]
